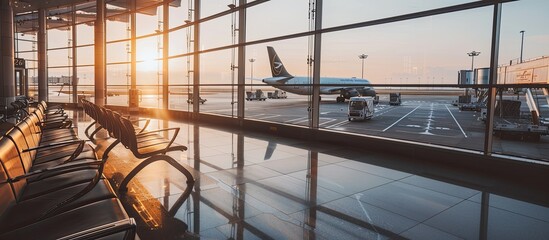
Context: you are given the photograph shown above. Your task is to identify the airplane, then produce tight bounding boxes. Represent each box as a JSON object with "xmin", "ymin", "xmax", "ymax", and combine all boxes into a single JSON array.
[{"xmin": 262, "ymin": 46, "xmax": 377, "ymax": 103}]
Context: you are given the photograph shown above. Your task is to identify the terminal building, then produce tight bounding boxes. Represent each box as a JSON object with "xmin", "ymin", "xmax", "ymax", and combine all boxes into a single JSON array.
[{"xmin": 1, "ymin": 0, "xmax": 548, "ymax": 239}]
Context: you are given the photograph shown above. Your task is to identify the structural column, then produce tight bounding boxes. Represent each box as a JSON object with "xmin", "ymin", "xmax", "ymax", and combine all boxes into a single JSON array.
[
  {"xmin": 95, "ymin": 0, "xmax": 106, "ymax": 106},
  {"xmin": 311, "ymin": 0, "xmax": 322, "ymax": 129},
  {"xmin": 0, "ymin": 0, "xmax": 15, "ymax": 101},
  {"xmin": 237, "ymin": 0, "xmax": 246, "ymax": 122},
  {"xmin": 129, "ymin": 0, "xmax": 138, "ymax": 113},
  {"xmin": 483, "ymin": 3, "xmax": 502, "ymax": 155},
  {"xmin": 38, "ymin": 8, "xmax": 48, "ymax": 102},
  {"xmin": 162, "ymin": 1, "xmax": 169, "ymax": 110},
  {"xmin": 72, "ymin": 5, "xmax": 78, "ymax": 104},
  {"xmin": 192, "ymin": 0, "xmax": 200, "ymax": 118}
]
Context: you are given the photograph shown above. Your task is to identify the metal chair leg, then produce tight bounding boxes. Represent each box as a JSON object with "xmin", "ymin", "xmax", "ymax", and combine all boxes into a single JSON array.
[{"xmin": 118, "ymin": 155, "xmax": 194, "ymax": 192}]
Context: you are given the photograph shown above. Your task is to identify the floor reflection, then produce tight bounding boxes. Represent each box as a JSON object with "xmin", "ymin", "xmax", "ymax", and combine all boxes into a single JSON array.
[{"xmin": 79, "ymin": 116, "xmax": 549, "ymax": 240}]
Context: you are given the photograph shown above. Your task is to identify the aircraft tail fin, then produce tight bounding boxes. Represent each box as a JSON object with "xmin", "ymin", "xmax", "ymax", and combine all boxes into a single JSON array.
[{"xmin": 267, "ymin": 46, "xmax": 292, "ymax": 78}]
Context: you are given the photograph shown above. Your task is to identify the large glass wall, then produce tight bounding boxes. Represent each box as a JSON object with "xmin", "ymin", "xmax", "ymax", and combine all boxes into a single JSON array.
[
  {"xmin": 106, "ymin": 9, "xmax": 131, "ymax": 106},
  {"xmin": 14, "ymin": 30, "xmax": 38, "ymax": 99},
  {"xmin": 317, "ymin": 6, "xmax": 493, "ymax": 152},
  {"xmin": 47, "ymin": 16, "xmax": 74, "ymax": 103},
  {"xmin": 490, "ymin": 0, "xmax": 549, "ymax": 160},
  {"xmin": 14, "ymin": 0, "xmax": 549, "ymax": 162},
  {"xmin": 244, "ymin": 38, "xmax": 312, "ymax": 126}
]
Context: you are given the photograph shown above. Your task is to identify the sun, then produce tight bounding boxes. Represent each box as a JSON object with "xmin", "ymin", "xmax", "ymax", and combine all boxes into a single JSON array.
[{"xmin": 136, "ymin": 43, "xmax": 160, "ymax": 72}]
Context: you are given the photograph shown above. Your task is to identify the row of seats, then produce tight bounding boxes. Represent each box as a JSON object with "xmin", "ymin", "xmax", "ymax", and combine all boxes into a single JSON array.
[
  {"xmin": 0, "ymin": 101, "xmax": 136, "ymax": 240},
  {"xmin": 81, "ymin": 99, "xmax": 194, "ymax": 192}
]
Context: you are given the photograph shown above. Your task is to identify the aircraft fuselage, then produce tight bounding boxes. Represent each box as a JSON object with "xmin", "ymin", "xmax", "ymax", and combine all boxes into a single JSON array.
[{"xmin": 262, "ymin": 76, "xmax": 374, "ymax": 96}]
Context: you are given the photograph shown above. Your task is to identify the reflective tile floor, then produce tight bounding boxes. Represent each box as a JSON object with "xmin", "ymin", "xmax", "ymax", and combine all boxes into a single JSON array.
[{"xmin": 73, "ymin": 113, "xmax": 549, "ymax": 240}]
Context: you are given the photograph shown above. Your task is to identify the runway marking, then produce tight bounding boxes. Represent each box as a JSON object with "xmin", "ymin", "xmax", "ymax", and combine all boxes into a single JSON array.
[
  {"xmin": 445, "ymin": 104, "xmax": 468, "ymax": 138},
  {"xmin": 382, "ymin": 105, "xmax": 422, "ymax": 132},
  {"xmin": 247, "ymin": 113, "xmax": 265, "ymax": 118},
  {"xmin": 421, "ymin": 103, "xmax": 435, "ymax": 135},
  {"xmin": 286, "ymin": 116, "xmax": 308, "ymax": 124},
  {"xmin": 326, "ymin": 120, "xmax": 349, "ymax": 128},
  {"xmin": 372, "ymin": 105, "xmax": 401, "ymax": 119},
  {"xmin": 257, "ymin": 114, "xmax": 281, "ymax": 120},
  {"xmin": 319, "ymin": 118, "xmax": 338, "ymax": 127}
]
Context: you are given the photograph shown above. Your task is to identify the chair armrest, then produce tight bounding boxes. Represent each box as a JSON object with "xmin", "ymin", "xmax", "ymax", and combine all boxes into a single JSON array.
[
  {"xmin": 23, "ymin": 139, "xmax": 87, "ymax": 152},
  {"xmin": 136, "ymin": 127, "xmax": 180, "ymax": 137},
  {"xmin": 57, "ymin": 219, "xmax": 136, "ymax": 240},
  {"xmin": 131, "ymin": 118, "xmax": 150, "ymax": 133},
  {"xmin": 25, "ymin": 140, "xmax": 87, "ymax": 165},
  {"xmin": 8, "ymin": 161, "xmax": 101, "ymax": 183},
  {"xmin": 136, "ymin": 127, "xmax": 181, "ymax": 153}
]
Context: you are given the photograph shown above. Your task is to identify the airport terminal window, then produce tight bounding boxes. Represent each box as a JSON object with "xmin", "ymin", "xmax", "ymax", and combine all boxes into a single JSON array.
[
  {"xmin": 199, "ymin": 14, "xmax": 234, "ymax": 51},
  {"xmin": 47, "ymin": 66, "xmax": 73, "ymax": 103},
  {"xmin": 135, "ymin": 4, "xmax": 164, "ymax": 38},
  {"xmin": 47, "ymin": 28, "xmax": 71, "ymax": 49},
  {"xmin": 76, "ymin": 66, "xmax": 95, "ymax": 102},
  {"xmin": 47, "ymin": 48, "xmax": 72, "ymax": 68},
  {"xmin": 200, "ymin": 0, "xmax": 239, "ymax": 19},
  {"xmin": 487, "ymin": 0, "xmax": 549, "ymax": 161},
  {"xmin": 314, "ymin": 7, "xmax": 492, "ymax": 151},
  {"xmin": 46, "ymin": 22, "xmax": 74, "ymax": 104},
  {"xmin": 106, "ymin": 14, "xmax": 130, "ymax": 42},
  {"xmin": 106, "ymin": 40, "xmax": 131, "ymax": 64},
  {"xmin": 76, "ymin": 46, "xmax": 95, "ymax": 66},
  {"xmin": 167, "ymin": 28, "xmax": 187, "ymax": 57},
  {"xmin": 168, "ymin": 0, "xmax": 191, "ymax": 29},
  {"xmin": 322, "ymin": 0, "xmax": 477, "ymax": 28},
  {"xmin": 11, "ymin": 0, "xmax": 549, "ymax": 163},
  {"xmin": 15, "ymin": 33, "xmax": 38, "ymax": 99},
  {"xmin": 198, "ymin": 48, "xmax": 239, "ymax": 117},
  {"xmin": 243, "ymin": 38, "xmax": 312, "ymax": 127},
  {"xmin": 135, "ymin": 36, "xmax": 164, "ymax": 108},
  {"xmin": 168, "ymin": 57, "xmax": 190, "ymax": 111},
  {"xmin": 246, "ymin": 0, "xmax": 309, "ymax": 42},
  {"xmin": 76, "ymin": 23, "xmax": 95, "ymax": 46},
  {"xmin": 106, "ymin": 63, "xmax": 131, "ymax": 106},
  {"xmin": 14, "ymin": 33, "xmax": 35, "ymax": 53}
]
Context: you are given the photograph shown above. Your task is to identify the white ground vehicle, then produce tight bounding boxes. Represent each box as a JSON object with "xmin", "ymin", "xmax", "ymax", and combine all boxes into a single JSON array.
[{"xmin": 348, "ymin": 96, "xmax": 375, "ymax": 121}]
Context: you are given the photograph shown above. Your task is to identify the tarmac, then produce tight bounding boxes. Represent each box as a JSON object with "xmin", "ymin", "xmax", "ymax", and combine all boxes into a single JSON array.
[{"xmin": 187, "ymin": 92, "xmax": 549, "ymax": 161}]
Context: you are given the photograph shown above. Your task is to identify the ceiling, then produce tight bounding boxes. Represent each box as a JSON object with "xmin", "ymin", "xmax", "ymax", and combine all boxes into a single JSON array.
[{"xmin": 12, "ymin": 0, "xmax": 181, "ymax": 33}]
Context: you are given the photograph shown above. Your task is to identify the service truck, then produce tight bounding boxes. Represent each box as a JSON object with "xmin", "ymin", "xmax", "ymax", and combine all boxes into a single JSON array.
[
  {"xmin": 389, "ymin": 93, "xmax": 402, "ymax": 106},
  {"xmin": 348, "ymin": 96, "xmax": 375, "ymax": 121},
  {"xmin": 267, "ymin": 90, "xmax": 287, "ymax": 99},
  {"xmin": 246, "ymin": 89, "xmax": 267, "ymax": 101}
]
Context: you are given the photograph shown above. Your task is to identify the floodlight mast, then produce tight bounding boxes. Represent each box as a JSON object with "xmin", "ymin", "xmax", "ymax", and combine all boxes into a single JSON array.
[{"xmin": 358, "ymin": 54, "xmax": 368, "ymax": 79}]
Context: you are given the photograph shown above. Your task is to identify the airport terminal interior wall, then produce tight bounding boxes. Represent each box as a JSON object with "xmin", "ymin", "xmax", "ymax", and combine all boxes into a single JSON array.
[{"xmin": 16, "ymin": 0, "xmax": 549, "ymax": 163}]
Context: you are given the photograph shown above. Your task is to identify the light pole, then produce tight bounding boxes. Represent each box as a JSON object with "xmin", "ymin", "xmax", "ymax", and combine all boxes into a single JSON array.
[
  {"xmin": 520, "ymin": 30, "xmax": 525, "ymax": 63},
  {"xmin": 467, "ymin": 51, "xmax": 480, "ymax": 97},
  {"xmin": 467, "ymin": 51, "xmax": 480, "ymax": 73},
  {"xmin": 358, "ymin": 54, "xmax": 368, "ymax": 79},
  {"xmin": 249, "ymin": 58, "xmax": 255, "ymax": 91}
]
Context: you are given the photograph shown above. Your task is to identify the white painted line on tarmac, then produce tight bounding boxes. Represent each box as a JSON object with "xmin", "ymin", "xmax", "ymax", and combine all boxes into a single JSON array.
[
  {"xmin": 257, "ymin": 114, "xmax": 281, "ymax": 120},
  {"xmin": 445, "ymin": 104, "xmax": 468, "ymax": 138},
  {"xmin": 286, "ymin": 116, "xmax": 308, "ymax": 123},
  {"xmin": 246, "ymin": 113, "xmax": 265, "ymax": 118},
  {"xmin": 319, "ymin": 118, "xmax": 338, "ymax": 127},
  {"xmin": 326, "ymin": 120, "xmax": 349, "ymax": 128},
  {"xmin": 382, "ymin": 105, "xmax": 422, "ymax": 132}
]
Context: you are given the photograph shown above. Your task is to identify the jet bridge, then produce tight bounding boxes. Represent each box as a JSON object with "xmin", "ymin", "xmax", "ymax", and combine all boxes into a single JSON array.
[
  {"xmin": 488, "ymin": 57, "xmax": 549, "ymax": 140},
  {"xmin": 499, "ymin": 56, "xmax": 549, "ymax": 123}
]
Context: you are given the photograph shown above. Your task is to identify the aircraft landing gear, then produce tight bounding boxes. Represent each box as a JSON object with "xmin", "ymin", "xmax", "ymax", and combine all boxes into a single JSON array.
[{"xmin": 336, "ymin": 96, "xmax": 345, "ymax": 103}]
